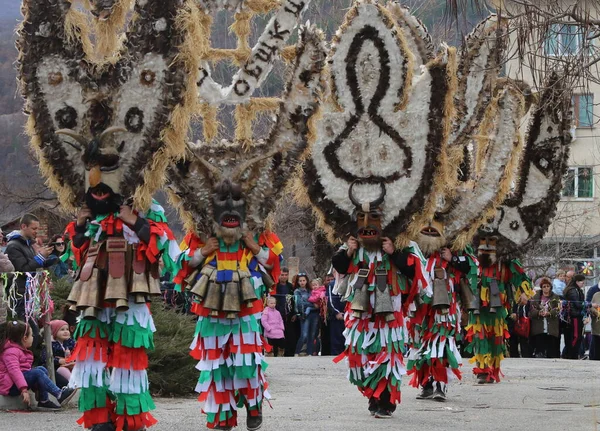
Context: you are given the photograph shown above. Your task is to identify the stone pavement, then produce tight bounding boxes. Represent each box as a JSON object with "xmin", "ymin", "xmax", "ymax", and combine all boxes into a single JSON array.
[{"xmin": 1, "ymin": 357, "xmax": 598, "ymax": 431}]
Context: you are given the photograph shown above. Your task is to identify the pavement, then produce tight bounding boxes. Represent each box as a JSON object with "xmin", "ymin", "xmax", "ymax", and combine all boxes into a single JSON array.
[{"xmin": 1, "ymin": 357, "xmax": 599, "ymax": 431}]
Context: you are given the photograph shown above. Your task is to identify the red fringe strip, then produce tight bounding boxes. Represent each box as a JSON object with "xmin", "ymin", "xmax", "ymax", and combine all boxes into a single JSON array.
[
  {"xmin": 108, "ymin": 342, "xmax": 149, "ymax": 370},
  {"xmin": 114, "ymin": 411, "xmax": 158, "ymax": 431},
  {"xmin": 472, "ymin": 366, "xmax": 503, "ymax": 382},
  {"xmin": 70, "ymin": 334, "xmax": 109, "ymax": 363},
  {"xmin": 408, "ymin": 360, "xmax": 462, "ymax": 388},
  {"xmin": 76, "ymin": 404, "xmax": 113, "ymax": 428}
]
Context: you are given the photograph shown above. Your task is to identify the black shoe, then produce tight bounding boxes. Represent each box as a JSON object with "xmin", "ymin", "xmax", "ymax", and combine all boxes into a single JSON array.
[
  {"xmin": 37, "ymin": 399, "xmax": 61, "ymax": 410},
  {"xmin": 374, "ymin": 409, "xmax": 393, "ymax": 419},
  {"xmin": 432, "ymin": 383, "xmax": 446, "ymax": 402},
  {"xmin": 57, "ymin": 387, "xmax": 77, "ymax": 405},
  {"xmin": 477, "ymin": 373, "xmax": 488, "ymax": 384},
  {"xmin": 368, "ymin": 397, "xmax": 379, "ymax": 416},
  {"xmin": 91, "ymin": 423, "xmax": 116, "ymax": 431},
  {"xmin": 247, "ymin": 413, "xmax": 263, "ymax": 431},
  {"xmin": 213, "ymin": 426, "xmax": 232, "ymax": 431},
  {"xmin": 416, "ymin": 386, "xmax": 434, "ymax": 400}
]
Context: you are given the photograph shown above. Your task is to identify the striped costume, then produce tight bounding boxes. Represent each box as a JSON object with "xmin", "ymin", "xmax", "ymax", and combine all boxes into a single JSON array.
[
  {"xmin": 175, "ymin": 231, "xmax": 283, "ymax": 429},
  {"xmin": 332, "ymin": 243, "xmax": 427, "ymax": 414},
  {"xmin": 464, "ymin": 259, "xmax": 533, "ymax": 382},
  {"xmin": 69, "ymin": 203, "xmax": 180, "ymax": 431}
]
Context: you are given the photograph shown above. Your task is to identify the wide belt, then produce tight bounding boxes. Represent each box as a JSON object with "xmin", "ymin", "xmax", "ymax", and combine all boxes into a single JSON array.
[{"xmin": 106, "ymin": 238, "xmax": 128, "ymax": 279}]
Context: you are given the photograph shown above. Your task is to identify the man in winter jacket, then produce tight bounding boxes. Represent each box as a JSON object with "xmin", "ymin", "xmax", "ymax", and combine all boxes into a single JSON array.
[{"xmin": 4, "ymin": 214, "xmax": 54, "ymax": 345}]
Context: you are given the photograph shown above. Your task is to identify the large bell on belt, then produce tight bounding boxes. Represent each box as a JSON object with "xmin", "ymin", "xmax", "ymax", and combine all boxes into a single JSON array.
[
  {"xmin": 105, "ymin": 274, "xmax": 129, "ymax": 305},
  {"xmin": 351, "ymin": 285, "xmax": 369, "ymax": 316},
  {"xmin": 77, "ymin": 268, "xmax": 103, "ymax": 310},
  {"xmin": 130, "ymin": 270, "xmax": 150, "ymax": 295},
  {"xmin": 239, "ymin": 271, "xmax": 258, "ymax": 304},
  {"xmin": 184, "ymin": 269, "xmax": 199, "ymax": 287},
  {"xmin": 488, "ymin": 278, "xmax": 502, "ymax": 312},
  {"xmin": 261, "ymin": 271, "xmax": 275, "ymax": 291},
  {"xmin": 203, "ymin": 277, "xmax": 223, "ymax": 312},
  {"xmin": 374, "ymin": 285, "xmax": 395, "ymax": 321},
  {"xmin": 190, "ymin": 266, "xmax": 215, "ymax": 299},
  {"xmin": 222, "ymin": 280, "xmax": 241, "ymax": 319},
  {"xmin": 459, "ymin": 278, "xmax": 480, "ymax": 315},
  {"xmin": 432, "ymin": 268, "xmax": 450, "ymax": 313},
  {"xmin": 115, "ymin": 298, "xmax": 129, "ymax": 312},
  {"xmin": 81, "ymin": 306, "xmax": 98, "ymax": 320},
  {"xmin": 67, "ymin": 280, "xmax": 83, "ymax": 305}
]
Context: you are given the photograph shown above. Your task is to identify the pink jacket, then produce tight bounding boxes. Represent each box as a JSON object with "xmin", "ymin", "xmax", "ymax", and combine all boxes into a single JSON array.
[
  {"xmin": 0, "ymin": 251, "xmax": 14, "ymax": 273},
  {"xmin": 261, "ymin": 306, "xmax": 285, "ymax": 339},
  {"xmin": 0, "ymin": 340, "xmax": 33, "ymax": 395},
  {"xmin": 309, "ymin": 286, "xmax": 326, "ymax": 303}
]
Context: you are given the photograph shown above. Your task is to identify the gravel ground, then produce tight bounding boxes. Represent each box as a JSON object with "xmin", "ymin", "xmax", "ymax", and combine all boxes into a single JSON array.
[{"xmin": 1, "ymin": 357, "xmax": 599, "ymax": 431}]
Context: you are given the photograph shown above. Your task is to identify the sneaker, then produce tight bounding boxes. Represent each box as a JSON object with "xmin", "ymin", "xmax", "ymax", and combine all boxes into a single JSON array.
[
  {"xmin": 374, "ymin": 409, "xmax": 393, "ymax": 419},
  {"xmin": 37, "ymin": 399, "xmax": 61, "ymax": 410},
  {"xmin": 432, "ymin": 385, "xmax": 446, "ymax": 402},
  {"xmin": 477, "ymin": 374, "xmax": 488, "ymax": 384},
  {"xmin": 416, "ymin": 386, "xmax": 434, "ymax": 400},
  {"xmin": 91, "ymin": 423, "xmax": 116, "ymax": 431},
  {"xmin": 246, "ymin": 412, "xmax": 263, "ymax": 430},
  {"xmin": 58, "ymin": 387, "xmax": 77, "ymax": 405}
]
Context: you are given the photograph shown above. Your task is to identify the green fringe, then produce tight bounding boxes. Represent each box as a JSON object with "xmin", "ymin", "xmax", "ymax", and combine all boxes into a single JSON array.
[
  {"xmin": 74, "ymin": 318, "xmax": 110, "ymax": 341},
  {"xmin": 195, "ymin": 314, "xmax": 261, "ymax": 338},
  {"xmin": 207, "ymin": 410, "xmax": 234, "ymax": 425},
  {"xmin": 114, "ymin": 391, "xmax": 155, "ymax": 415},
  {"xmin": 78, "ymin": 383, "xmax": 110, "ymax": 412},
  {"xmin": 349, "ymin": 364, "xmax": 401, "ymax": 392},
  {"xmin": 111, "ymin": 320, "xmax": 155, "ymax": 350}
]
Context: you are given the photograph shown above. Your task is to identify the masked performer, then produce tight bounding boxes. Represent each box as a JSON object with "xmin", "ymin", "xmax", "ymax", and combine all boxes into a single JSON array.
[
  {"xmin": 17, "ymin": 1, "xmax": 198, "ymax": 429},
  {"xmin": 293, "ymin": 0, "xmax": 472, "ymax": 418},
  {"xmin": 403, "ymin": 13, "xmax": 512, "ymax": 400},
  {"xmin": 168, "ymin": 13, "xmax": 326, "ymax": 430},
  {"xmin": 465, "ymin": 75, "xmax": 572, "ymax": 383}
]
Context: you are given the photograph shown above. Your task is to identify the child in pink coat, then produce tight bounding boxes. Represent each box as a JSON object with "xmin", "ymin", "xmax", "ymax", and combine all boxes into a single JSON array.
[
  {"xmin": 262, "ymin": 297, "xmax": 286, "ymax": 357},
  {"xmin": 0, "ymin": 320, "xmax": 76, "ymax": 409}
]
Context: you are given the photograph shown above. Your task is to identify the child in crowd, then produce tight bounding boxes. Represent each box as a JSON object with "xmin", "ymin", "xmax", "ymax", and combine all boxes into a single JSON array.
[
  {"xmin": 309, "ymin": 278, "xmax": 327, "ymax": 314},
  {"xmin": 40, "ymin": 320, "xmax": 76, "ymax": 387},
  {"xmin": 294, "ymin": 274, "xmax": 319, "ymax": 356},
  {"xmin": 0, "ymin": 320, "xmax": 75, "ymax": 409},
  {"xmin": 262, "ymin": 297, "xmax": 286, "ymax": 357}
]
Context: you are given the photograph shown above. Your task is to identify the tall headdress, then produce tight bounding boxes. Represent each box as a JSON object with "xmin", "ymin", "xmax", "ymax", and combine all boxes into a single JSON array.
[
  {"xmin": 167, "ymin": 1, "xmax": 326, "ymax": 235},
  {"xmin": 17, "ymin": 0, "xmax": 199, "ymax": 212},
  {"xmin": 295, "ymin": 1, "xmax": 512, "ymax": 246}
]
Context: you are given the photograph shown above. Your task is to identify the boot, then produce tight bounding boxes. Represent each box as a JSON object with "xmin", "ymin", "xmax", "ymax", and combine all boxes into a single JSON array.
[
  {"xmin": 416, "ymin": 379, "xmax": 434, "ymax": 399},
  {"xmin": 368, "ymin": 397, "xmax": 379, "ymax": 416},
  {"xmin": 477, "ymin": 373, "xmax": 489, "ymax": 384},
  {"xmin": 432, "ymin": 382, "xmax": 446, "ymax": 401},
  {"xmin": 246, "ymin": 410, "xmax": 263, "ymax": 431},
  {"xmin": 214, "ymin": 425, "xmax": 233, "ymax": 431},
  {"xmin": 91, "ymin": 424, "xmax": 116, "ymax": 431}
]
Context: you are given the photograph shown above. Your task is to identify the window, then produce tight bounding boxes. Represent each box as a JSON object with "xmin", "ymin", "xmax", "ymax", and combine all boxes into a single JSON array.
[
  {"xmin": 544, "ymin": 24, "xmax": 593, "ymax": 56},
  {"xmin": 562, "ymin": 167, "xmax": 594, "ymax": 198},
  {"xmin": 573, "ymin": 94, "xmax": 594, "ymax": 128}
]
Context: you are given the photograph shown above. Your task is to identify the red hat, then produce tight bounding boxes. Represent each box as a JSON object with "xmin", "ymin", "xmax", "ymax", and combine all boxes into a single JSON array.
[{"xmin": 49, "ymin": 320, "xmax": 68, "ymax": 339}]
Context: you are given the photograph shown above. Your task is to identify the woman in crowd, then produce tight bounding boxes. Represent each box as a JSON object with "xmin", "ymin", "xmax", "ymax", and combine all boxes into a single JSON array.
[
  {"xmin": 48, "ymin": 235, "xmax": 69, "ymax": 279},
  {"xmin": 563, "ymin": 274, "xmax": 586, "ymax": 359},
  {"xmin": 529, "ymin": 277, "xmax": 561, "ymax": 358},
  {"xmin": 294, "ymin": 273, "xmax": 319, "ymax": 356}
]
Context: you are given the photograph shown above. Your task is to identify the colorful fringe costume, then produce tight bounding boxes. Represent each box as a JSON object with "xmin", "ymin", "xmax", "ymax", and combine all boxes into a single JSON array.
[
  {"xmin": 175, "ymin": 232, "xmax": 283, "ymax": 429},
  {"xmin": 406, "ymin": 249, "xmax": 478, "ymax": 395},
  {"xmin": 332, "ymin": 243, "xmax": 427, "ymax": 413},
  {"xmin": 464, "ymin": 259, "xmax": 533, "ymax": 382},
  {"xmin": 69, "ymin": 203, "xmax": 180, "ymax": 430}
]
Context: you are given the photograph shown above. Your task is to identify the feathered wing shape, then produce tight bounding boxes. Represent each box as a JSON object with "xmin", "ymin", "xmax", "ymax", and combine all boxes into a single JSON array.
[
  {"xmin": 298, "ymin": 0, "xmax": 456, "ymax": 244},
  {"xmin": 450, "ymin": 14, "xmax": 507, "ymax": 150},
  {"xmin": 167, "ymin": 25, "xmax": 327, "ymax": 234},
  {"xmin": 482, "ymin": 74, "xmax": 573, "ymax": 256},
  {"xmin": 17, "ymin": 0, "xmax": 199, "ymax": 211},
  {"xmin": 443, "ymin": 83, "xmax": 526, "ymax": 249},
  {"xmin": 387, "ymin": 3, "xmax": 434, "ymax": 71}
]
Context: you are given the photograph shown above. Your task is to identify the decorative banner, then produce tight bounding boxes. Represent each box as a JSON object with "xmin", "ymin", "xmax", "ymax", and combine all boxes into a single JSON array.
[{"xmin": 0, "ymin": 271, "xmax": 54, "ymax": 324}]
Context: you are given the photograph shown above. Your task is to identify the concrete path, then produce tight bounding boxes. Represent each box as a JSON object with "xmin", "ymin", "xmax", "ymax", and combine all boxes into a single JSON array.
[{"xmin": 1, "ymin": 357, "xmax": 598, "ymax": 431}]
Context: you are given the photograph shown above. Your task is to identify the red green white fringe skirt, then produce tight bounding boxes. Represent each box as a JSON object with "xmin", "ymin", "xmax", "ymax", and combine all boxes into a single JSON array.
[
  {"xmin": 69, "ymin": 300, "xmax": 157, "ymax": 431},
  {"xmin": 334, "ymin": 293, "xmax": 406, "ymax": 406},
  {"xmin": 189, "ymin": 275, "xmax": 269, "ymax": 429}
]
